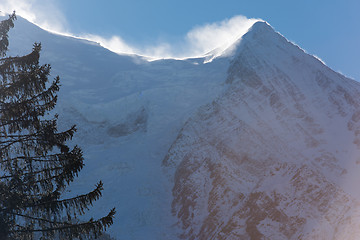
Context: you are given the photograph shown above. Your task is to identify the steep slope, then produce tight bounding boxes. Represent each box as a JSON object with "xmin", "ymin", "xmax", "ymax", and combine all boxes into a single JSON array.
[
  {"xmin": 6, "ymin": 15, "xmax": 360, "ymax": 239},
  {"xmin": 5, "ymin": 16, "xmax": 235, "ymax": 239},
  {"xmin": 163, "ymin": 22, "xmax": 360, "ymax": 239}
]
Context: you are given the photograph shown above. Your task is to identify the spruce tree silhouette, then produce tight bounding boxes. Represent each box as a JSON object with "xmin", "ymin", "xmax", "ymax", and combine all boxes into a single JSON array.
[{"xmin": 0, "ymin": 12, "xmax": 115, "ymax": 240}]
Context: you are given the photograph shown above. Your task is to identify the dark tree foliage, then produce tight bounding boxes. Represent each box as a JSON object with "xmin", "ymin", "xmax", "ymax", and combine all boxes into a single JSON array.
[{"xmin": 0, "ymin": 12, "xmax": 115, "ymax": 240}]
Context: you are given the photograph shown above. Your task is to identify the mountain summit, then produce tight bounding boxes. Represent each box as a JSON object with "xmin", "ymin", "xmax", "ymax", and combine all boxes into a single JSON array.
[
  {"xmin": 5, "ymin": 16, "xmax": 360, "ymax": 239},
  {"xmin": 164, "ymin": 20, "xmax": 360, "ymax": 240}
]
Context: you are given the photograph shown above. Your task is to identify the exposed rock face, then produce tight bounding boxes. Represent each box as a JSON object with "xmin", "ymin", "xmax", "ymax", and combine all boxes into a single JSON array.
[
  {"xmin": 8, "ymin": 16, "xmax": 360, "ymax": 239},
  {"xmin": 164, "ymin": 22, "xmax": 360, "ymax": 239},
  {"xmin": 107, "ymin": 107, "xmax": 148, "ymax": 137}
]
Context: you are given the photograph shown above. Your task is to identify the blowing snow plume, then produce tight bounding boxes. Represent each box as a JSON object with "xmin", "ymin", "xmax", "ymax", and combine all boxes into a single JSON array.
[
  {"xmin": 0, "ymin": 0, "xmax": 69, "ymax": 35},
  {"xmin": 0, "ymin": 2, "xmax": 260, "ymax": 60},
  {"xmin": 91, "ymin": 15, "xmax": 261, "ymax": 60}
]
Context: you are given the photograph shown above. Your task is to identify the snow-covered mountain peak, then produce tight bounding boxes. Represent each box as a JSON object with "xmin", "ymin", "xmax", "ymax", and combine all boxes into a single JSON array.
[
  {"xmin": 245, "ymin": 20, "xmax": 278, "ymax": 38},
  {"xmin": 209, "ymin": 20, "xmax": 287, "ymax": 63},
  {"xmin": 4, "ymin": 14, "xmax": 360, "ymax": 239},
  {"xmin": 231, "ymin": 20, "xmax": 298, "ymax": 57},
  {"xmin": 164, "ymin": 16, "xmax": 360, "ymax": 239}
]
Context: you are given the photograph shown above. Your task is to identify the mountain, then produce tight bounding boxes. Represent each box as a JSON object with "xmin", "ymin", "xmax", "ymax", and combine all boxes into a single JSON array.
[
  {"xmin": 4, "ymin": 16, "xmax": 232, "ymax": 239},
  {"xmin": 4, "ymin": 15, "xmax": 360, "ymax": 239},
  {"xmin": 164, "ymin": 22, "xmax": 360, "ymax": 239}
]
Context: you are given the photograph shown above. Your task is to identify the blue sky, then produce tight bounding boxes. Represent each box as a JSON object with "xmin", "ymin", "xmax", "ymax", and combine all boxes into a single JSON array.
[{"xmin": 1, "ymin": 0, "xmax": 359, "ymax": 80}]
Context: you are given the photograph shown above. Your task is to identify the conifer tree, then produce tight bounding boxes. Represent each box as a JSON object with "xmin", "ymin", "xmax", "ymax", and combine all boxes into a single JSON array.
[{"xmin": 0, "ymin": 12, "xmax": 115, "ymax": 240}]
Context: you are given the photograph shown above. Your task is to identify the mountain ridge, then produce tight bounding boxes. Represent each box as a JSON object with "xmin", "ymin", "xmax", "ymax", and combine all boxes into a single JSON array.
[
  {"xmin": 3, "ymin": 14, "xmax": 360, "ymax": 239},
  {"xmin": 163, "ymin": 17, "xmax": 360, "ymax": 239}
]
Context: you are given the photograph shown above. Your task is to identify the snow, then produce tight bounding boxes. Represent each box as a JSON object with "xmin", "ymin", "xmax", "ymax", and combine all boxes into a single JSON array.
[
  {"xmin": 164, "ymin": 20, "xmax": 360, "ymax": 239},
  {"xmin": 5, "ymin": 15, "xmax": 360, "ymax": 239},
  {"xmin": 4, "ymin": 16, "xmax": 234, "ymax": 239}
]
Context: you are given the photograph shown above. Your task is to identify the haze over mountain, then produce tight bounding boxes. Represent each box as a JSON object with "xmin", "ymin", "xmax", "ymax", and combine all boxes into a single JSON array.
[{"xmin": 4, "ymin": 15, "xmax": 360, "ymax": 239}]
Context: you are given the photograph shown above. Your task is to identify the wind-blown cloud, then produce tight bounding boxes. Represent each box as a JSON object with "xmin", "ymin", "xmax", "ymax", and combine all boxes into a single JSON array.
[
  {"xmin": 0, "ymin": 1, "xmax": 260, "ymax": 60},
  {"xmin": 81, "ymin": 34, "xmax": 137, "ymax": 56},
  {"xmin": 90, "ymin": 15, "xmax": 260, "ymax": 60},
  {"xmin": 184, "ymin": 16, "xmax": 260, "ymax": 58}
]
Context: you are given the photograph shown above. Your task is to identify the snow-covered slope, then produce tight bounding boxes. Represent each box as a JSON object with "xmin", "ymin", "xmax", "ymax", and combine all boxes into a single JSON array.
[
  {"xmin": 5, "ymin": 16, "xmax": 233, "ymax": 239},
  {"xmin": 5, "ymin": 15, "xmax": 360, "ymax": 239},
  {"xmin": 164, "ymin": 22, "xmax": 360, "ymax": 239}
]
